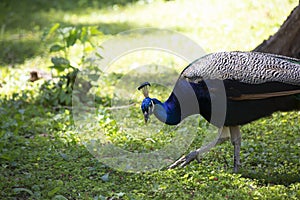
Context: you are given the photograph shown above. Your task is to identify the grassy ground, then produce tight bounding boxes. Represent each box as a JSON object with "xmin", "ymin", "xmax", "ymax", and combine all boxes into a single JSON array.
[{"xmin": 1, "ymin": 0, "xmax": 300, "ymax": 199}]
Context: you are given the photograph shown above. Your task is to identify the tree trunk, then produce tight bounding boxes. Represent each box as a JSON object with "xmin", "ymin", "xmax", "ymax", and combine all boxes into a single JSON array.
[{"xmin": 253, "ymin": 4, "xmax": 300, "ymax": 59}]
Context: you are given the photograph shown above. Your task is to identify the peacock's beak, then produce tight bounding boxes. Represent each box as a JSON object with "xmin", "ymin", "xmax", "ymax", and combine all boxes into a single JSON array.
[{"xmin": 144, "ymin": 112, "xmax": 149, "ymax": 123}]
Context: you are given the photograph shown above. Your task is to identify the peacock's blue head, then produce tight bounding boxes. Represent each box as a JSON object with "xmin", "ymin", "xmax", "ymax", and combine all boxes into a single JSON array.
[
  {"xmin": 141, "ymin": 97, "xmax": 154, "ymax": 123},
  {"xmin": 138, "ymin": 82, "xmax": 153, "ymax": 123}
]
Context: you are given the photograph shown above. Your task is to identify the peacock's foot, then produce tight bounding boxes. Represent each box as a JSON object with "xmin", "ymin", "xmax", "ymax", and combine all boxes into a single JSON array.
[{"xmin": 168, "ymin": 150, "xmax": 202, "ymax": 169}]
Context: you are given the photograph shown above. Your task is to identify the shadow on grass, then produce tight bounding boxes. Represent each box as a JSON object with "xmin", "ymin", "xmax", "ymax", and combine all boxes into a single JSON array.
[
  {"xmin": 241, "ymin": 170, "xmax": 300, "ymax": 186},
  {"xmin": 0, "ymin": 39, "xmax": 44, "ymax": 66},
  {"xmin": 0, "ymin": 0, "xmax": 139, "ymax": 32},
  {"xmin": 0, "ymin": 0, "xmax": 139, "ymax": 66}
]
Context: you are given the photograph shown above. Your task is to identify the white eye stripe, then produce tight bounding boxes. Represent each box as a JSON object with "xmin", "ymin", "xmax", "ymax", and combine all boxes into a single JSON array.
[{"xmin": 150, "ymin": 100, "xmax": 155, "ymax": 113}]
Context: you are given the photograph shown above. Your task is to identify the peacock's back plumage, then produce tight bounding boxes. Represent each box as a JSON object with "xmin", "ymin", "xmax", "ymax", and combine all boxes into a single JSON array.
[
  {"xmin": 172, "ymin": 51, "xmax": 300, "ymax": 126},
  {"xmin": 182, "ymin": 51, "xmax": 300, "ymax": 85}
]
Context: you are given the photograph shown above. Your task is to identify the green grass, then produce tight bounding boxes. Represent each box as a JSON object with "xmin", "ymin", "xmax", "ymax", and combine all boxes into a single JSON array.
[{"xmin": 0, "ymin": 0, "xmax": 300, "ymax": 199}]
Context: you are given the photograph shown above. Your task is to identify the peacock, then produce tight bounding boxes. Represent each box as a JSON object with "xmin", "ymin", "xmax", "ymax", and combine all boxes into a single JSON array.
[{"xmin": 138, "ymin": 51, "xmax": 300, "ymax": 172}]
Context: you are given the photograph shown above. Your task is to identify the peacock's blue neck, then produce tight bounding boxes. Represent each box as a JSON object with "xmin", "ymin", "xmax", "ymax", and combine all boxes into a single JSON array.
[
  {"xmin": 152, "ymin": 95, "xmax": 181, "ymax": 125},
  {"xmin": 151, "ymin": 79, "xmax": 212, "ymax": 125}
]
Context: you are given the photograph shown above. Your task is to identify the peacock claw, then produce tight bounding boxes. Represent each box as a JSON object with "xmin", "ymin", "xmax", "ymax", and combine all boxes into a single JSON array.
[{"xmin": 168, "ymin": 150, "xmax": 202, "ymax": 169}]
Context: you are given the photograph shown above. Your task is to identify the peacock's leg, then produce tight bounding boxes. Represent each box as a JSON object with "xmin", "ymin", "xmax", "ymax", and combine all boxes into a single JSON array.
[
  {"xmin": 216, "ymin": 126, "xmax": 230, "ymax": 145},
  {"xmin": 168, "ymin": 127, "xmax": 230, "ymax": 169},
  {"xmin": 229, "ymin": 126, "xmax": 241, "ymax": 173}
]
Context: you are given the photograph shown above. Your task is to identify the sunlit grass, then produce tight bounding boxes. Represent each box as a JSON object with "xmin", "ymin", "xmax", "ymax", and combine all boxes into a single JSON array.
[{"xmin": 40, "ymin": 0, "xmax": 298, "ymax": 51}]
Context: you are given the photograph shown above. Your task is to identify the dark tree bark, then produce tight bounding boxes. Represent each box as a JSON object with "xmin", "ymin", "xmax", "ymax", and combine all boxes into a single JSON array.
[{"xmin": 253, "ymin": 4, "xmax": 300, "ymax": 59}]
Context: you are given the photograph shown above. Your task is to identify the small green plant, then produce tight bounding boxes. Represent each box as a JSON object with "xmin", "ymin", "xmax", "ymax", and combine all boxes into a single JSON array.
[{"xmin": 39, "ymin": 23, "xmax": 103, "ymax": 107}]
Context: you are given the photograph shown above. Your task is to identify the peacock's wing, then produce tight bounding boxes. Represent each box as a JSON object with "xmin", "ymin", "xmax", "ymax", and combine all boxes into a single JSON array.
[{"xmin": 181, "ymin": 51, "xmax": 300, "ymax": 100}]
